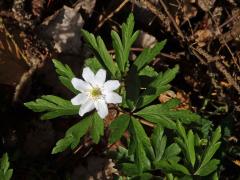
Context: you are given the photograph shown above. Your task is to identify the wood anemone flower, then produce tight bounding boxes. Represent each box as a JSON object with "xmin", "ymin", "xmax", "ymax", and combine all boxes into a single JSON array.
[{"xmin": 71, "ymin": 67, "xmax": 122, "ymax": 119}]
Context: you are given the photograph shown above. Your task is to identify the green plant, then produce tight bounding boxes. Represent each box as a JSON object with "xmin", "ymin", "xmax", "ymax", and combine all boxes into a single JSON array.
[
  {"xmin": 0, "ymin": 153, "xmax": 13, "ymax": 180},
  {"xmin": 24, "ymin": 13, "xmax": 221, "ymax": 179},
  {"xmin": 109, "ymin": 124, "xmax": 221, "ymax": 178}
]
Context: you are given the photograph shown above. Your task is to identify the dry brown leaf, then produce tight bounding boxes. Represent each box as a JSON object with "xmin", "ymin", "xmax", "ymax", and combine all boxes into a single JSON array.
[
  {"xmin": 194, "ymin": 29, "xmax": 213, "ymax": 47},
  {"xmin": 159, "ymin": 90, "xmax": 176, "ymax": 103}
]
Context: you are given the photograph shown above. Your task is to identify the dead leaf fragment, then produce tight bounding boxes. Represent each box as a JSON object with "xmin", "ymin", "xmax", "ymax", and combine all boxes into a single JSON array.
[
  {"xmin": 182, "ymin": 1, "xmax": 198, "ymax": 21},
  {"xmin": 194, "ymin": 29, "xmax": 213, "ymax": 47},
  {"xmin": 197, "ymin": 0, "xmax": 216, "ymax": 11}
]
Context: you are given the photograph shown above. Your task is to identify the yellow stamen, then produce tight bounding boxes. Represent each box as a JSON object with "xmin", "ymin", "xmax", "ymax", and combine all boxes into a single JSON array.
[{"xmin": 90, "ymin": 88, "xmax": 102, "ymax": 98}]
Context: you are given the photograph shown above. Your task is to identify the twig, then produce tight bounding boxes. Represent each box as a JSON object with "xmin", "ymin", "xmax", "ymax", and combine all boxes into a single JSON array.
[
  {"xmin": 215, "ymin": 61, "xmax": 240, "ymax": 94},
  {"xmin": 208, "ymin": 11, "xmax": 240, "ymax": 72},
  {"xmin": 158, "ymin": 0, "xmax": 185, "ymax": 40},
  {"xmin": 95, "ymin": 0, "xmax": 129, "ymax": 31},
  {"xmin": 192, "ymin": 47, "xmax": 240, "ymax": 94},
  {"xmin": 131, "ymin": 0, "xmax": 170, "ymax": 30}
]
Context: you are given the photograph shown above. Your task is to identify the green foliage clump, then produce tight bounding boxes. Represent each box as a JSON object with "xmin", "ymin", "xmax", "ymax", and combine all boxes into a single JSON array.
[{"xmin": 24, "ymin": 13, "xmax": 221, "ymax": 179}]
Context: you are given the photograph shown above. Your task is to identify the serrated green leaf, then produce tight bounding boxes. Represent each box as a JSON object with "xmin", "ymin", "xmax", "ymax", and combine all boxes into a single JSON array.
[
  {"xmin": 211, "ymin": 127, "xmax": 221, "ymax": 145},
  {"xmin": 0, "ymin": 154, "xmax": 9, "ymax": 174},
  {"xmin": 52, "ymin": 114, "xmax": 92, "ymax": 154},
  {"xmin": 130, "ymin": 117, "xmax": 155, "ymax": 160},
  {"xmin": 174, "ymin": 137, "xmax": 187, "ymax": 153},
  {"xmin": 133, "ymin": 40, "xmax": 167, "ymax": 72},
  {"xmin": 84, "ymin": 57, "xmax": 103, "ymax": 73},
  {"xmin": 111, "ymin": 13, "xmax": 139, "ymax": 74},
  {"xmin": 176, "ymin": 121, "xmax": 187, "ymax": 142},
  {"xmin": 109, "ymin": 114, "xmax": 130, "ymax": 144},
  {"xmin": 154, "ymin": 160, "xmax": 190, "ymax": 175},
  {"xmin": 135, "ymin": 140, "xmax": 150, "ymax": 172},
  {"xmin": 151, "ymin": 125, "xmax": 164, "ymax": 160},
  {"xmin": 120, "ymin": 163, "xmax": 139, "ymax": 176},
  {"xmin": 111, "ymin": 30, "xmax": 125, "ymax": 72},
  {"xmin": 51, "ymin": 135, "xmax": 73, "ymax": 154},
  {"xmin": 129, "ymin": 117, "xmax": 152, "ymax": 171},
  {"xmin": 81, "ymin": 29, "xmax": 120, "ymax": 78},
  {"xmin": 139, "ymin": 65, "xmax": 158, "ymax": 77},
  {"xmin": 137, "ymin": 65, "xmax": 179, "ymax": 108},
  {"xmin": 0, "ymin": 153, "xmax": 13, "ymax": 180},
  {"xmin": 52, "ymin": 59, "xmax": 77, "ymax": 94},
  {"xmin": 195, "ymin": 159, "xmax": 220, "ymax": 176},
  {"xmin": 199, "ymin": 127, "xmax": 221, "ymax": 168},
  {"xmin": 90, "ymin": 113, "xmax": 104, "ymax": 144},
  {"xmin": 96, "ymin": 36, "xmax": 119, "ymax": 77},
  {"xmin": 24, "ymin": 95, "xmax": 79, "ymax": 120},
  {"xmin": 81, "ymin": 29, "xmax": 98, "ymax": 49},
  {"xmin": 187, "ymin": 130, "xmax": 195, "ymax": 167},
  {"xmin": 201, "ymin": 142, "xmax": 221, "ymax": 168},
  {"xmin": 155, "ymin": 136, "xmax": 167, "ymax": 161},
  {"xmin": 136, "ymin": 99, "xmax": 198, "ymax": 129},
  {"xmin": 163, "ymin": 143, "xmax": 181, "ymax": 160}
]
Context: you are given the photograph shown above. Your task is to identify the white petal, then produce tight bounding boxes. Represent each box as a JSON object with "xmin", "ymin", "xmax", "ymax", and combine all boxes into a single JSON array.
[
  {"xmin": 71, "ymin": 78, "xmax": 91, "ymax": 92},
  {"xmin": 103, "ymin": 80, "xmax": 120, "ymax": 91},
  {"xmin": 79, "ymin": 100, "xmax": 95, "ymax": 116},
  {"xmin": 105, "ymin": 92, "xmax": 122, "ymax": 104},
  {"xmin": 95, "ymin": 69, "xmax": 106, "ymax": 86},
  {"xmin": 82, "ymin": 67, "xmax": 96, "ymax": 86},
  {"xmin": 94, "ymin": 99, "xmax": 108, "ymax": 119},
  {"xmin": 71, "ymin": 93, "xmax": 89, "ymax": 105}
]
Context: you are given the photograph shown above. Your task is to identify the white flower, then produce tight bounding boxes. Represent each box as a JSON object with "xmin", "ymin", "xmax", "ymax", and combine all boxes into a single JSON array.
[{"xmin": 71, "ymin": 67, "xmax": 122, "ymax": 119}]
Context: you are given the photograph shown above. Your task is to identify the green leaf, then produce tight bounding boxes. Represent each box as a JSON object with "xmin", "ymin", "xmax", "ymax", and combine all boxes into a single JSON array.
[
  {"xmin": 154, "ymin": 160, "xmax": 190, "ymax": 175},
  {"xmin": 52, "ymin": 59, "xmax": 77, "ymax": 94},
  {"xmin": 137, "ymin": 65, "xmax": 179, "ymax": 108},
  {"xmin": 24, "ymin": 95, "xmax": 79, "ymax": 120},
  {"xmin": 211, "ymin": 127, "xmax": 221, "ymax": 145},
  {"xmin": 0, "ymin": 154, "xmax": 9, "ymax": 174},
  {"xmin": 163, "ymin": 143, "xmax": 181, "ymax": 161},
  {"xmin": 195, "ymin": 159, "xmax": 220, "ymax": 176},
  {"xmin": 139, "ymin": 65, "xmax": 158, "ymax": 77},
  {"xmin": 0, "ymin": 153, "xmax": 13, "ymax": 180},
  {"xmin": 111, "ymin": 13, "xmax": 139, "ymax": 74},
  {"xmin": 96, "ymin": 36, "xmax": 119, "ymax": 77},
  {"xmin": 136, "ymin": 99, "xmax": 198, "ymax": 129},
  {"xmin": 135, "ymin": 140, "xmax": 150, "ymax": 172},
  {"xmin": 156, "ymin": 136, "xmax": 167, "ymax": 161},
  {"xmin": 52, "ymin": 114, "xmax": 92, "ymax": 154},
  {"xmin": 120, "ymin": 163, "xmax": 139, "ymax": 176},
  {"xmin": 151, "ymin": 125, "xmax": 165, "ymax": 160},
  {"xmin": 129, "ymin": 117, "xmax": 151, "ymax": 171},
  {"xmin": 90, "ymin": 113, "xmax": 104, "ymax": 144},
  {"xmin": 176, "ymin": 121, "xmax": 187, "ymax": 142},
  {"xmin": 130, "ymin": 117, "xmax": 155, "ymax": 160},
  {"xmin": 133, "ymin": 40, "xmax": 167, "ymax": 72},
  {"xmin": 201, "ymin": 142, "xmax": 221, "ymax": 168},
  {"xmin": 200, "ymin": 127, "xmax": 221, "ymax": 168},
  {"xmin": 187, "ymin": 130, "xmax": 195, "ymax": 167},
  {"xmin": 109, "ymin": 114, "xmax": 130, "ymax": 144},
  {"xmin": 84, "ymin": 57, "xmax": 103, "ymax": 73},
  {"xmin": 81, "ymin": 29, "xmax": 120, "ymax": 78},
  {"xmin": 111, "ymin": 30, "xmax": 125, "ymax": 72},
  {"xmin": 126, "ymin": 66, "xmax": 140, "ymax": 110},
  {"xmin": 51, "ymin": 135, "xmax": 74, "ymax": 154}
]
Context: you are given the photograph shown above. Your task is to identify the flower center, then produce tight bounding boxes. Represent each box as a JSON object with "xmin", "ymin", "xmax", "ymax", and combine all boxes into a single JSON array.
[{"xmin": 90, "ymin": 87, "xmax": 102, "ymax": 99}]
